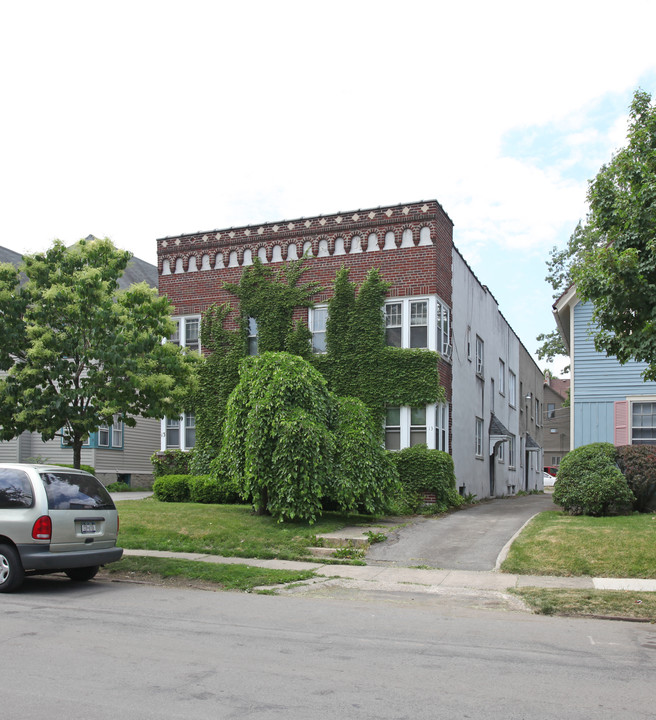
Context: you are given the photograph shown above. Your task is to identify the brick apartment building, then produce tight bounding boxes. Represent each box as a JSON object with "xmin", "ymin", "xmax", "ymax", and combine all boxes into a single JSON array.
[{"xmin": 157, "ymin": 199, "xmax": 544, "ymax": 499}]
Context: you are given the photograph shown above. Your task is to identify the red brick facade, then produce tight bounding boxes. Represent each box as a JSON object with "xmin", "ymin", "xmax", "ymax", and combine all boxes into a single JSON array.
[{"xmin": 157, "ymin": 199, "xmax": 454, "ymax": 403}]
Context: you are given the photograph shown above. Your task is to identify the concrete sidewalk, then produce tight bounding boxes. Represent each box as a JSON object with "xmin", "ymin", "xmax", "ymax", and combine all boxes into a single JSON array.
[{"xmin": 120, "ymin": 548, "xmax": 656, "ymax": 594}]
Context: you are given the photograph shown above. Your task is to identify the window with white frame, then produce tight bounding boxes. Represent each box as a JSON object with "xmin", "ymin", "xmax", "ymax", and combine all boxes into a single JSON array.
[
  {"xmin": 437, "ymin": 299, "xmax": 450, "ymax": 355},
  {"xmin": 112, "ymin": 417, "xmax": 123, "ymax": 447},
  {"xmin": 310, "ymin": 306, "xmax": 328, "ymax": 353},
  {"xmin": 164, "ymin": 412, "xmax": 195, "ymax": 450},
  {"xmin": 535, "ymin": 398, "xmax": 541, "ymax": 426},
  {"xmin": 410, "ymin": 301, "xmax": 428, "ymax": 348},
  {"xmin": 385, "ymin": 303, "xmax": 402, "ymax": 347},
  {"xmin": 436, "ymin": 403, "xmax": 449, "ymax": 451},
  {"xmin": 547, "ymin": 402, "xmax": 556, "ymax": 419},
  {"xmin": 509, "ymin": 370, "xmax": 517, "ymax": 408},
  {"xmin": 409, "ymin": 407, "xmax": 426, "ymax": 446},
  {"xmin": 247, "ymin": 317, "xmax": 258, "ymax": 356},
  {"xmin": 385, "ymin": 406, "xmax": 401, "ymax": 450},
  {"xmin": 385, "ymin": 404, "xmax": 449, "ymax": 452},
  {"xmin": 475, "ymin": 417, "xmax": 484, "ymax": 457},
  {"xmin": 498, "ymin": 359, "xmax": 505, "ymax": 395},
  {"xmin": 466, "ymin": 326, "xmax": 472, "ymax": 361},
  {"xmin": 185, "ymin": 413, "xmax": 196, "ymax": 448},
  {"xmin": 508, "ymin": 434, "xmax": 516, "ymax": 467},
  {"xmin": 631, "ymin": 402, "xmax": 656, "ymax": 444},
  {"xmin": 166, "ymin": 417, "xmax": 180, "ymax": 448},
  {"xmin": 98, "ymin": 423, "xmax": 110, "ymax": 447},
  {"xmin": 497, "ymin": 441, "xmax": 504, "ymax": 462},
  {"xmin": 170, "ymin": 316, "xmax": 201, "ymax": 352},
  {"xmin": 384, "ymin": 296, "xmax": 450, "ymax": 354},
  {"xmin": 475, "ymin": 336, "xmax": 484, "ymax": 376}
]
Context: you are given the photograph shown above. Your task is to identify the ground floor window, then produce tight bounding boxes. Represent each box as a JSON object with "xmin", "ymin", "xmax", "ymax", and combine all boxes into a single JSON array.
[
  {"xmin": 631, "ymin": 402, "xmax": 656, "ymax": 444},
  {"xmin": 475, "ymin": 417, "xmax": 484, "ymax": 457},
  {"xmin": 385, "ymin": 404, "xmax": 449, "ymax": 452},
  {"xmin": 163, "ymin": 413, "xmax": 196, "ymax": 451}
]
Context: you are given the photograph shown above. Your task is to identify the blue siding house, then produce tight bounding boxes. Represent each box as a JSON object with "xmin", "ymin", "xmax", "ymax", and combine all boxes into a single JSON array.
[{"xmin": 554, "ymin": 287, "xmax": 656, "ymax": 449}]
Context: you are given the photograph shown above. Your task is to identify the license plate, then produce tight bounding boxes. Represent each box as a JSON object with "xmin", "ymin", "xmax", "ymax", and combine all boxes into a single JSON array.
[{"xmin": 80, "ymin": 522, "xmax": 97, "ymax": 534}]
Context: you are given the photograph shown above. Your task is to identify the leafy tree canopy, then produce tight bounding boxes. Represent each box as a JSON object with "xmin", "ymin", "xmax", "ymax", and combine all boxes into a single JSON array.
[
  {"xmin": 539, "ymin": 89, "xmax": 656, "ymax": 378},
  {"xmin": 0, "ymin": 238, "xmax": 197, "ymax": 467}
]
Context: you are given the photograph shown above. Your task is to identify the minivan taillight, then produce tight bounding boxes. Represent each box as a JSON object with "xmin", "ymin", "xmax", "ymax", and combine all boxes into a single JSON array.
[{"xmin": 32, "ymin": 515, "xmax": 52, "ymax": 540}]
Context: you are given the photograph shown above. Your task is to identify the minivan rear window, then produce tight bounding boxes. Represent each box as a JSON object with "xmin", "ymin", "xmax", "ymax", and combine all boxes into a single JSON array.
[
  {"xmin": 0, "ymin": 469, "xmax": 34, "ymax": 508},
  {"xmin": 39, "ymin": 471, "xmax": 115, "ymax": 510}
]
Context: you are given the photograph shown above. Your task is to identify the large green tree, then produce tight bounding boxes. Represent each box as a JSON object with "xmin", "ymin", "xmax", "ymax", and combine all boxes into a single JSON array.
[
  {"xmin": 0, "ymin": 238, "xmax": 196, "ymax": 467},
  {"xmin": 539, "ymin": 89, "xmax": 656, "ymax": 378}
]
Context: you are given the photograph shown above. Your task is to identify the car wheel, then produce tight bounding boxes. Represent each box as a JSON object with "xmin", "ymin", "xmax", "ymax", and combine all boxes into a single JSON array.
[
  {"xmin": 0, "ymin": 543, "xmax": 25, "ymax": 593},
  {"xmin": 65, "ymin": 566, "xmax": 100, "ymax": 582}
]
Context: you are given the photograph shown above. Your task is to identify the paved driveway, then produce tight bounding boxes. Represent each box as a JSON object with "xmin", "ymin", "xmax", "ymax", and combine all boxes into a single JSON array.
[{"xmin": 367, "ymin": 493, "xmax": 558, "ymax": 571}]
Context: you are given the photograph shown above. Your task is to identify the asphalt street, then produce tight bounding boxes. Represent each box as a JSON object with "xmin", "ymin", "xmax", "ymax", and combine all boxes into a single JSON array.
[
  {"xmin": 2, "ymin": 577, "xmax": 655, "ymax": 720},
  {"xmin": 366, "ymin": 493, "xmax": 558, "ymax": 570}
]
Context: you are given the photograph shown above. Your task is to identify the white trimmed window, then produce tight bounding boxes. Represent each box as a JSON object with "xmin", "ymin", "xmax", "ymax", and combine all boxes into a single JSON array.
[
  {"xmin": 170, "ymin": 316, "xmax": 201, "ymax": 352},
  {"xmin": 475, "ymin": 336, "xmax": 484, "ymax": 376},
  {"xmin": 247, "ymin": 317, "xmax": 258, "ymax": 356},
  {"xmin": 310, "ymin": 306, "xmax": 328, "ymax": 353},
  {"xmin": 498, "ymin": 359, "xmax": 505, "ymax": 395},
  {"xmin": 163, "ymin": 412, "xmax": 195, "ymax": 450},
  {"xmin": 509, "ymin": 434, "xmax": 516, "ymax": 468},
  {"xmin": 384, "ymin": 296, "xmax": 451, "ymax": 354},
  {"xmin": 385, "ymin": 404, "xmax": 449, "ymax": 452},
  {"xmin": 112, "ymin": 417, "xmax": 123, "ymax": 447},
  {"xmin": 475, "ymin": 417, "xmax": 484, "ymax": 457},
  {"xmin": 631, "ymin": 402, "xmax": 656, "ymax": 444},
  {"xmin": 509, "ymin": 371, "xmax": 517, "ymax": 408}
]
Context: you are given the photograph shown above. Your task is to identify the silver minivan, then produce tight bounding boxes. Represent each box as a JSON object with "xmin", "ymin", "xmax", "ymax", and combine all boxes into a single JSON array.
[{"xmin": 0, "ymin": 463, "xmax": 122, "ymax": 592}]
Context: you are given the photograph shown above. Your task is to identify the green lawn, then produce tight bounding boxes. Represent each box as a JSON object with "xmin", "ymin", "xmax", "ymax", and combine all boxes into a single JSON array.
[
  {"xmin": 102, "ymin": 556, "xmax": 316, "ymax": 592},
  {"xmin": 116, "ymin": 498, "xmax": 372, "ymax": 561},
  {"xmin": 510, "ymin": 587, "xmax": 656, "ymax": 621},
  {"xmin": 501, "ymin": 511, "xmax": 656, "ymax": 578}
]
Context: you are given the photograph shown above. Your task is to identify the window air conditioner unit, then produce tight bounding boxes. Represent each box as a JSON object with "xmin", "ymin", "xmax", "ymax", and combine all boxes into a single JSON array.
[{"xmin": 443, "ymin": 343, "xmax": 453, "ymax": 359}]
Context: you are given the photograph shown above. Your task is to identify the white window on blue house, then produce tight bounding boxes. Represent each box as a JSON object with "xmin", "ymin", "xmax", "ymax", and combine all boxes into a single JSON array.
[{"xmin": 631, "ymin": 402, "xmax": 656, "ymax": 444}]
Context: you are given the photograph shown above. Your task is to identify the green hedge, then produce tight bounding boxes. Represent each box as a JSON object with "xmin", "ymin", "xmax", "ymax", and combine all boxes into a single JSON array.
[
  {"xmin": 189, "ymin": 474, "xmax": 242, "ymax": 504},
  {"xmin": 553, "ymin": 443, "xmax": 634, "ymax": 516},
  {"xmin": 151, "ymin": 449, "xmax": 194, "ymax": 478},
  {"xmin": 153, "ymin": 474, "xmax": 192, "ymax": 502},
  {"xmin": 388, "ymin": 444, "xmax": 460, "ymax": 512},
  {"xmin": 616, "ymin": 445, "xmax": 656, "ymax": 512}
]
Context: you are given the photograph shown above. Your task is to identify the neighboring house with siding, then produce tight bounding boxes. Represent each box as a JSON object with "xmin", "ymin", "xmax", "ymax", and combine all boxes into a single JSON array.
[
  {"xmin": 0, "ymin": 243, "xmax": 161, "ymax": 486},
  {"xmin": 554, "ymin": 286, "xmax": 656, "ymax": 449},
  {"xmin": 543, "ymin": 375, "xmax": 570, "ymax": 469},
  {"xmin": 157, "ymin": 199, "xmax": 545, "ymax": 499}
]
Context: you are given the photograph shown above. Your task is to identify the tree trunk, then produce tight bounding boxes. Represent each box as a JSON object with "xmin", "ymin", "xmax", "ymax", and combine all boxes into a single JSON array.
[{"xmin": 73, "ymin": 436, "xmax": 83, "ymax": 469}]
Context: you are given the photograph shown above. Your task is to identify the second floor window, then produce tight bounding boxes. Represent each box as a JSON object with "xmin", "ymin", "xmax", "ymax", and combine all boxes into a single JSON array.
[
  {"xmin": 170, "ymin": 316, "xmax": 201, "ymax": 352},
  {"xmin": 310, "ymin": 306, "xmax": 328, "ymax": 353},
  {"xmin": 475, "ymin": 336, "xmax": 484, "ymax": 375},
  {"xmin": 384, "ymin": 296, "xmax": 450, "ymax": 354},
  {"xmin": 247, "ymin": 317, "xmax": 258, "ymax": 355}
]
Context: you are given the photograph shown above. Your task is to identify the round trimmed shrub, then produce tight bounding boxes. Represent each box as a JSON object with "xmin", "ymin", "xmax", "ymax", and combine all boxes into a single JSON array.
[
  {"xmin": 553, "ymin": 442, "xmax": 634, "ymax": 516},
  {"xmin": 616, "ymin": 444, "xmax": 656, "ymax": 512},
  {"xmin": 153, "ymin": 474, "xmax": 191, "ymax": 502}
]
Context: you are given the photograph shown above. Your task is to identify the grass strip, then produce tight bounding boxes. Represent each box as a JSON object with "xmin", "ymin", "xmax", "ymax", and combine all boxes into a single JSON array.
[
  {"xmin": 511, "ymin": 587, "xmax": 656, "ymax": 621},
  {"xmin": 501, "ymin": 511, "xmax": 656, "ymax": 578},
  {"xmin": 102, "ymin": 556, "xmax": 316, "ymax": 591},
  {"xmin": 116, "ymin": 498, "xmax": 372, "ymax": 561}
]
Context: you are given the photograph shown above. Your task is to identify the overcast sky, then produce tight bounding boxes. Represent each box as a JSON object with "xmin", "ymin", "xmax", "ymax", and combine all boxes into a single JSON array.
[{"xmin": 2, "ymin": 1, "xmax": 655, "ymax": 375}]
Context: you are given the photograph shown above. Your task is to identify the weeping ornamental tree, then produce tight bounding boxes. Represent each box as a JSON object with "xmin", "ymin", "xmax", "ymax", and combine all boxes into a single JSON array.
[
  {"xmin": 217, "ymin": 352, "xmax": 399, "ymax": 523},
  {"xmin": 0, "ymin": 238, "xmax": 196, "ymax": 468},
  {"xmin": 218, "ymin": 352, "xmax": 336, "ymax": 522}
]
